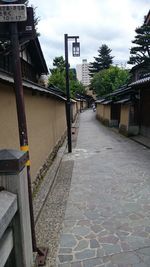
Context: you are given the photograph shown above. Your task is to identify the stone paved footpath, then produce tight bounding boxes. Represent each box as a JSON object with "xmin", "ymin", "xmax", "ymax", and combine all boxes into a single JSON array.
[{"xmin": 56, "ymin": 109, "xmax": 150, "ymax": 267}]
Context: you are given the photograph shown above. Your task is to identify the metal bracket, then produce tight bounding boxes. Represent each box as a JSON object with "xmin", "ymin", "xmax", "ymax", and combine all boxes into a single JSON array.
[{"xmin": 37, "ymin": 247, "xmax": 48, "ymax": 266}]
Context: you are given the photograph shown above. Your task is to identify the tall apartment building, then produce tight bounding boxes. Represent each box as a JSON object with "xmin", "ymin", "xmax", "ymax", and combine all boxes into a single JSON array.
[{"xmin": 76, "ymin": 59, "xmax": 91, "ymax": 86}]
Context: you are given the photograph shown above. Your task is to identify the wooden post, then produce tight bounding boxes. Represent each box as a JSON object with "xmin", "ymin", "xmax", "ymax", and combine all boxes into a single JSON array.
[
  {"xmin": 0, "ymin": 191, "xmax": 17, "ymax": 267},
  {"xmin": 0, "ymin": 149, "xmax": 34, "ymax": 267}
]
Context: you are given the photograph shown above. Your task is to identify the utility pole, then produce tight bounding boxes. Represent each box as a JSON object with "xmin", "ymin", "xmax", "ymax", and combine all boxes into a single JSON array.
[{"xmin": 10, "ymin": 21, "xmax": 37, "ymax": 252}]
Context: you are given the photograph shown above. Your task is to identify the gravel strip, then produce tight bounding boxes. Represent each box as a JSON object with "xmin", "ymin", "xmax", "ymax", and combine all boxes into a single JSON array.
[
  {"xmin": 33, "ymin": 141, "xmax": 67, "ymax": 224},
  {"xmin": 35, "ymin": 159, "xmax": 74, "ymax": 267}
]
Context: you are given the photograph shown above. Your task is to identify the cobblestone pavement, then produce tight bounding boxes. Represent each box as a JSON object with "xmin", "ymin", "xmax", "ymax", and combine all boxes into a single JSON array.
[{"xmin": 56, "ymin": 110, "xmax": 150, "ymax": 267}]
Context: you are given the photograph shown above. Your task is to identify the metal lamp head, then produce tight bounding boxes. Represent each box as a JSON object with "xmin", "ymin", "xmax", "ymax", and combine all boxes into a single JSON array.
[{"xmin": 72, "ymin": 41, "xmax": 80, "ymax": 57}]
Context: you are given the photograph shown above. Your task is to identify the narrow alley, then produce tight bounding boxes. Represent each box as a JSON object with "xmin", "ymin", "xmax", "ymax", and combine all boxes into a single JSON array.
[{"xmin": 36, "ymin": 109, "xmax": 150, "ymax": 267}]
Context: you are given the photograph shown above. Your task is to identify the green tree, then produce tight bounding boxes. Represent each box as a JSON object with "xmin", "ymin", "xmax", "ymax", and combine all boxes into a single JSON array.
[
  {"xmin": 91, "ymin": 66, "xmax": 130, "ymax": 97},
  {"xmin": 70, "ymin": 79, "xmax": 85, "ymax": 98},
  {"xmin": 48, "ymin": 56, "xmax": 85, "ymax": 97},
  {"xmin": 48, "ymin": 69, "xmax": 66, "ymax": 91},
  {"xmin": 128, "ymin": 23, "xmax": 150, "ymax": 71},
  {"xmin": 51, "ymin": 56, "xmax": 66, "ymax": 72},
  {"xmin": 89, "ymin": 44, "xmax": 113, "ymax": 77},
  {"xmin": 49, "ymin": 56, "xmax": 66, "ymax": 90}
]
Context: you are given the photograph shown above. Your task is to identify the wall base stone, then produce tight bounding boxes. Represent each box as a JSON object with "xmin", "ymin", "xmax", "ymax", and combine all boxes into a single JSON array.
[
  {"xmin": 32, "ymin": 131, "xmax": 66, "ymax": 196},
  {"xmin": 119, "ymin": 125, "xmax": 139, "ymax": 137},
  {"xmin": 128, "ymin": 126, "xmax": 139, "ymax": 136},
  {"xmin": 140, "ymin": 126, "xmax": 150, "ymax": 138},
  {"xmin": 109, "ymin": 120, "xmax": 119, "ymax": 127},
  {"xmin": 119, "ymin": 124, "xmax": 128, "ymax": 136},
  {"xmin": 96, "ymin": 115, "xmax": 110, "ymax": 127}
]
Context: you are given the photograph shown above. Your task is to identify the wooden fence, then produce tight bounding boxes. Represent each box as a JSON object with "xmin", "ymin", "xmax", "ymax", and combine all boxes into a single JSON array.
[{"xmin": 0, "ymin": 149, "xmax": 34, "ymax": 267}]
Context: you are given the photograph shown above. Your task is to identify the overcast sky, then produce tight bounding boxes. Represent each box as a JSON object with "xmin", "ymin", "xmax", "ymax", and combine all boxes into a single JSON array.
[{"xmin": 29, "ymin": 0, "xmax": 149, "ymax": 70}]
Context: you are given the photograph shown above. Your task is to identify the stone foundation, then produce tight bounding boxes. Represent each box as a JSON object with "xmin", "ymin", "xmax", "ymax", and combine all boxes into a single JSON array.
[
  {"xmin": 32, "ymin": 131, "xmax": 66, "ymax": 195},
  {"xmin": 96, "ymin": 115, "xmax": 110, "ymax": 127},
  {"xmin": 119, "ymin": 124, "xmax": 128, "ymax": 136},
  {"xmin": 128, "ymin": 126, "xmax": 139, "ymax": 136}
]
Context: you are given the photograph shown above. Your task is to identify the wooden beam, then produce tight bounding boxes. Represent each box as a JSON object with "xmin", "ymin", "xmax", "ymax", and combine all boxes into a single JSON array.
[
  {"xmin": 0, "ymin": 191, "xmax": 17, "ymax": 240},
  {"xmin": 0, "ymin": 229, "xmax": 13, "ymax": 267}
]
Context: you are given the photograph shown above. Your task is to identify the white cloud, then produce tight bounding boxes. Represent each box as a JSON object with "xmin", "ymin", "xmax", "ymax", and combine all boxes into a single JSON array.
[{"xmin": 29, "ymin": 0, "xmax": 150, "ymax": 69}]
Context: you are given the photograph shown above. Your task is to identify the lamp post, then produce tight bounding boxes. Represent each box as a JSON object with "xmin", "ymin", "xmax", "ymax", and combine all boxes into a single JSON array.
[{"xmin": 64, "ymin": 34, "xmax": 80, "ymax": 153}]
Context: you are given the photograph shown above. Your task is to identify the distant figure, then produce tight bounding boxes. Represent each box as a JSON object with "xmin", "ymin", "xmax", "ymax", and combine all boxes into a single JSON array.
[{"xmin": 92, "ymin": 103, "xmax": 96, "ymax": 112}]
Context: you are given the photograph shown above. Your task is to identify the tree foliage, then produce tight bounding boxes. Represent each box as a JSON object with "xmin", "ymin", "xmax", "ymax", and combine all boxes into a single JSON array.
[
  {"xmin": 50, "ymin": 56, "xmax": 65, "ymax": 74},
  {"xmin": 91, "ymin": 66, "xmax": 130, "ymax": 97},
  {"xmin": 49, "ymin": 56, "xmax": 85, "ymax": 98},
  {"xmin": 48, "ymin": 69, "xmax": 66, "ymax": 90},
  {"xmin": 89, "ymin": 44, "xmax": 113, "ymax": 77},
  {"xmin": 128, "ymin": 23, "xmax": 150, "ymax": 70}
]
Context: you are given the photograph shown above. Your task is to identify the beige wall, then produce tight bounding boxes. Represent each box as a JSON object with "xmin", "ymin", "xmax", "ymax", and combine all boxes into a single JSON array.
[
  {"xmin": 96, "ymin": 103, "xmax": 104, "ymax": 119},
  {"xmin": 120, "ymin": 104, "xmax": 129, "ymax": 127},
  {"xmin": 119, "ymin": 104, "xmax": 131, "ymax": 136},
  {"xmin": 76, "ymin": 101, "xmax": 81, "ymax": 112},
  {"xmin": 83, "ymin": 101, "xmax": 87, "ymax": 109},
  {"xmin": 96, "ymin": 103, "xmax": 111, "ymax": 126},
  {"xmin": 76, "ymin": 100, "xmax": 87, "ymax": 112},
  {"xmin": 72, "ymin": 101, "xmax": 77, "ymax": 122},
  {"xmin": 0, "ymin": 82, "xmax": 67, "ymax": 181},
  {"xmin": 0, "ymin": 84, "xmax": 20, "ymax": 149},
  {"xmin": 96, "ymin": 104, "xmax": 111, "ymax": 121},
  {"xmin": 104, "ymin": 105, "xmax": 111, "ymax": 120}
]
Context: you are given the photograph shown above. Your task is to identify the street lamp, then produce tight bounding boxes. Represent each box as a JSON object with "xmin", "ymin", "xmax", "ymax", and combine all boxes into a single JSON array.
[
  {"xmin": 64, "ymin": 34, "xmax": 80, "ymax": 153},
  {"xmin": 72, "ymin": 38, "xmax": 80, "ymax": 57}
]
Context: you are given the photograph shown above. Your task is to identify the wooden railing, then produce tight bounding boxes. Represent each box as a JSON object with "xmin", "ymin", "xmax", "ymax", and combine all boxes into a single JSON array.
[
  {"xmin": 0, "ymin": 149, "xmax": 35, "ymax": 267},
  {"xmin": 0, "ymin": 190, "xmax": 17, "ymax": 267}
]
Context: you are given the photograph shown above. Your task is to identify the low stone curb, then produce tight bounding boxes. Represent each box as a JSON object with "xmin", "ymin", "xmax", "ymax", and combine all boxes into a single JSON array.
[{"xmin": 33, "ymin": 139, "xmax": 67, "ymax": 224}]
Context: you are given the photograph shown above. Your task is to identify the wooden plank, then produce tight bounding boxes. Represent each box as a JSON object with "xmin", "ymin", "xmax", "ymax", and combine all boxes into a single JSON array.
[
  {"xmin": 0, "ymin": 229, "xmax": 13, "ymax": 267},
  {"xmin": 0, "ymin": 191, "xmax": 17, "ymax": 239},
  {"xmin": 0, "ymin": 169, "xmax": 33, "ymax": 266}
]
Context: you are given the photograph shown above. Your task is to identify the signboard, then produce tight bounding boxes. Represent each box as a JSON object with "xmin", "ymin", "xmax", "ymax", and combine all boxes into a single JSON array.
[
  {"xmin": 0, "ymin": 4, "xmax": 27, "ymax": 22},
  {"xmin": 0, "ymin": 7, "xmax": 35, "ymax": 41},
  {"xmin": 0, "ymin": 0, "xmax": 26, "ymax": 3},
  {"xmin": 0, "ymin": 0, "xmax": 27, "ymax": 4},
  {"xmin": 1, "ymin": 0, "xmax": 18, "ymax": 2}
]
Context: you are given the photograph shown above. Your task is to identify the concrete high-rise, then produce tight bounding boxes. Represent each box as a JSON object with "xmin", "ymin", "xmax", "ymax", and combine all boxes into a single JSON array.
[{"xmin": 76, "ymin": 59, "xmax": 91, "ymax": 86}]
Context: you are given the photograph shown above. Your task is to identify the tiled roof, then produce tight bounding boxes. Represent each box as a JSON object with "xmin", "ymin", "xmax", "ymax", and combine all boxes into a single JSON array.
[
  {"xmin": 102, "ymin": 100, "xmax": 112, "ymax": 105},
  {"xmin": 130, "ymin": 76, "xmax": 150, "ymax": 87},
  {"xmin": 0, "ymin": 70, "xmax": 66, "ymax": 101},
  {"xmin": 114, "ymin": 98, "xmax": 131, "ymax": 104},
  {"xmin": 96, "ymin": 99, "xmax": 105, "ymax": 103}
]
